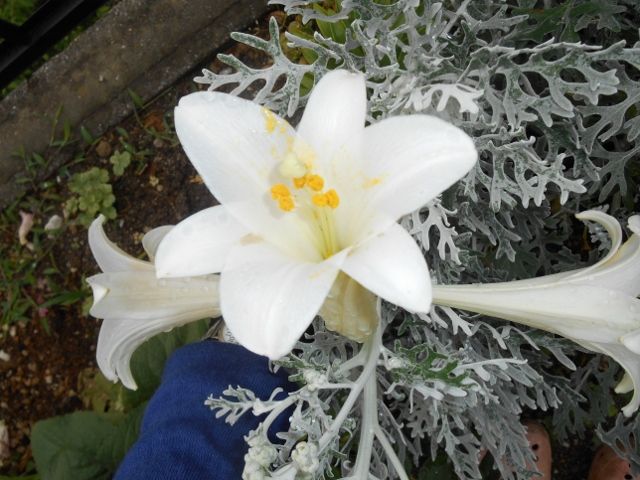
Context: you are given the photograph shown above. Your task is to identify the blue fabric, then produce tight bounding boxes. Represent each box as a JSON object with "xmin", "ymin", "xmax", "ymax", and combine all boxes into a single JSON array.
[{"xmin": 115, "ymin": 341, "xmax": 293, "ymax": 480}]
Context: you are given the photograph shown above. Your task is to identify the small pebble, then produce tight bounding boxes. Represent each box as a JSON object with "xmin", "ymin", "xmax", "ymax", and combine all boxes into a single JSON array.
[
  {"xmin": 96, "ymin": 140, "xmax": 112, "ymax": 158},
  {"xmin": 44, "ymin": 214, "xmax": 63, "ymax": 231},
  {"xmin": 153, "ymin": 138, "xmax": 164, "ymax": 149},
  {"xmin": 0, "ymin": 351, "xmax": 9, "ymax": 362}
]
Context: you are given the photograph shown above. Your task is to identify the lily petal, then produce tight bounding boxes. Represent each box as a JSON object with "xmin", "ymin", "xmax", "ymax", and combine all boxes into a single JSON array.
[
  {"xmin": 174, "ymin": 93, "xmax": 320, "ymax": 261},
  {"xmin": 359, "ymin": 115, "xmax": 476, "ymax": 238},
  {"xmin": 571, "ymin": 211, "xmax": 640, "ymax": 296},
  {"xmin": 142, "ymin": 225, "xmax": 173, "ymax": 261},
  {"xmin": 341, "ymin": 223, "xmax": 432, "ymax": 313},
  {"xmin": 155, "ymin": 206, "xmax": 247, "ymax": 277},
  {"xmin": 88, "ymin": 272, "xmax": 220, "ymax": 389},
  {"xmin": 574, "ymin": 210, "xmax": 622, "ymax": 272},
  {"xmin": 296, "ymin": 70, "xmax": 366, "ymax": 171},
  {"xmin": 591, "ymin": 342, "xmax": 640, "ymax": 417},
  {"xmin": 175, "ymin": 92, "xmax": 292, "ymax": 198},
  {"xmin": 630, "ymin": 215, "xmax": 640, "ymax": 235},
  {"xmin": 88, "ymin": 216, "xmax": 152, "ymax": 273},
  {"xmin": 615, "ymin": 372, "xmax": 634, "ymax": 394},
  {"xmin": 88, "ymin": 272, "xmax": 220, "ymax": 322},
  {"xmin": 221, "ymin": 240, "xmax": 346, "ymax": 359},
  {"xmin": 620, "ymin": 328, "xmax": 640, "ymax": 355},
  {"xmin": 432, "ymin": 284, "xmax": 639, "ymax": 343}
]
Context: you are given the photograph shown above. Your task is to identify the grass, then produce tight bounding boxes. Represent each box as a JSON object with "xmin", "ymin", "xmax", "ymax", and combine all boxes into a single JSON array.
[
  {"xmin": 0, "ymin": 0, "xmax": 41, "ymax": 25},
  {"xmin": 0, "ymin": 145, "xmax": 91, "ymax": 328},
  {"xmin": 0, "ymin": 90, "xmax": 177, "ymax": 329}
]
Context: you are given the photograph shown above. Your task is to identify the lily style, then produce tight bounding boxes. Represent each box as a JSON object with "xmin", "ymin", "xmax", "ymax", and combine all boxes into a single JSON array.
[
  {"xmin": 153, "ymin": 69, "xmax": 477, "ymax": 359},
  {"xmin": 432, "ymin": 211, "xmax": 640, "ymax": 416},
  {"xmin": 87, "ymin": 216, "xmax": 220, "ymax": 389}
]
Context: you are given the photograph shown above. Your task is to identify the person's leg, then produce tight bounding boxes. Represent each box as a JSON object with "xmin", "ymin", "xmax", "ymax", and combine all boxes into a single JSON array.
[
  {"xmin": 523, "ymin": 421, "xmax": 552, "ymax": 480},
  {"xmin": 115, "ymin": 341, "xmax": 294, "ymax": 480},
  {"xmin": 478, "ymin": 421, "xmax": 553, "ymax": 479},
  {"xmin": 588, "ymin": 446, "xmax": 639, "ymax": 480}
]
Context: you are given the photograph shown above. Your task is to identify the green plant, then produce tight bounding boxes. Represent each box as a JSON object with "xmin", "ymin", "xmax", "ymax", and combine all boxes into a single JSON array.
[
  {"xmin": 0, "ymin": 0, "xmax": 40, "ymax": 24},
  {"xmin": 0, "ymin": 200, "xmax": 87, "ymax": 328},
  {"xmin": 109, "ymin": 150, "xmax": 131, "ymax": 177},
  {"xmin": 64, "ymin": 167, "xmax": 116, "ymax": 227}
]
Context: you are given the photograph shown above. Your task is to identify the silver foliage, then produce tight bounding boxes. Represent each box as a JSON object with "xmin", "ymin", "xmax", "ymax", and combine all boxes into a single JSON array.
[{"xmin": 202, "ymin": 0, "xmax": 640, "ymax": 478}]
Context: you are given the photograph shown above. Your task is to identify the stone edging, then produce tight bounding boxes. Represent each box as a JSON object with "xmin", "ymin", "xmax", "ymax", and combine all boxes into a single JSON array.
[{"xmin": 0, "ymin": 0, "xmax": 268, "ymax": 207}]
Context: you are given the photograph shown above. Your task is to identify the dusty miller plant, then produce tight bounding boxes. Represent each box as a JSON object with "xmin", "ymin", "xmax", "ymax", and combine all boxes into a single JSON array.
[{"xmin": 200, "ymin": 1, "xmax": 640, "ymax": 478}]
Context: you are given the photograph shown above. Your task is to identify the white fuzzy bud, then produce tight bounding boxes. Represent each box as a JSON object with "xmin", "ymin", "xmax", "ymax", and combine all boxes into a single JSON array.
[
  {"xmin": 242, "ymin": 458, "xmax": 266, "ymax": 480},
  {"xmin": 386, "ymin": 356, "xmax": 405, "ymax": 370},
  {"xmin": 302, "ymin": 369, "xmax": 327, "ymax": 392},
  {"xmin": 291, "ymin": 442, "xmax": 320, "ymax": 474},
  {"xmin": 247, "ymin": 443, "xmax": 277, "ymax": 467}
]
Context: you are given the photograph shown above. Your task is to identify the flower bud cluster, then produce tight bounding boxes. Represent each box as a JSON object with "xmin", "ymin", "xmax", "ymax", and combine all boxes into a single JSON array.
[
  {"xmin": 291, "ymin": 441, "xmax": 320, "ymax": 474},
  {"xmin": 242, "ymin": 435, "xmax": 277, "ymax": 480},
  {"xmin": 302, "ymin": 369, "xmax": 327, "ymax": 392}
]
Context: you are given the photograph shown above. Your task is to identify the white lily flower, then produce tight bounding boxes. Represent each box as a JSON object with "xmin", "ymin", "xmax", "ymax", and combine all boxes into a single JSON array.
[
  {"xmin": 432, "ymin": 210, "xmax": 640, "ymax": 416},
  {"xmin": 154, "ymin": 69, "xmax": 477, "ymax": 359},
  {"xmin": 87, "ymin": 216, "xmax": 220, "ymax": 389}
]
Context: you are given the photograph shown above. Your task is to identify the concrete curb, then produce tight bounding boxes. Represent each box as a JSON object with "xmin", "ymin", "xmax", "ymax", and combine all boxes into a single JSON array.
[{"xmin": 0, "ymin": 0, "xmax": 268, "ymax": 206}]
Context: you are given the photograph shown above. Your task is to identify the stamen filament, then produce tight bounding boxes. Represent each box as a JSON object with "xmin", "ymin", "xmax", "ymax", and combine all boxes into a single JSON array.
[{"xmin": 269, "ymin": 155, "xmax": 340, "ymax": 257}]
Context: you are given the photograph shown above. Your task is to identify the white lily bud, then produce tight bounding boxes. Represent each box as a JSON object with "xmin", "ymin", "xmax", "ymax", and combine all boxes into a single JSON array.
[{"xmin": 433, "ymin": 211, "xmax": 640, "ymax": 416}]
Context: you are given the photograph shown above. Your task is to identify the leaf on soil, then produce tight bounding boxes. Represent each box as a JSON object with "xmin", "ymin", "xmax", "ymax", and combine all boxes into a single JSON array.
[{"xmin": 30, "ymin": 404, "xmax": 145, "ymax": 480}]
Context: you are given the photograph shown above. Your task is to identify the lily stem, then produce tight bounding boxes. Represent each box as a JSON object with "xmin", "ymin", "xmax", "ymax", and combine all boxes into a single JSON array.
[
  {"xmin": 350, "ymin": 368, "xmax": 377, "ymax": 478},
  {"xmin": 374, "ymin": 425, "xmax": 409, "ymax": 480},
  {"xmin": 319, "ymin": 322, "xmax": 381, "ymax": 451}
]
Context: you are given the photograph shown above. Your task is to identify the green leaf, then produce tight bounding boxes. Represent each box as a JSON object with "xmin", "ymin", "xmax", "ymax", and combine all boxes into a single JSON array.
[
  {"xmin": 31, "ymin": 405, "xmax": 145, "ymax": 480},
  {"xmin": 30, "ymin": 320, "xmax": 208, "ymax": 479},
  {"xmin": 40, "ymin": 290, "xmax": 85, "ymax": 309},
  {"xmin": 115, "ymin": 127, "xmax": 129, "ymax": 139},
  {"xmin": 109, "ymin": 150, "xmax": 132, "ymax": 177},
  {"xmin": 80, "ymin": 126, "xmax": 94, "ymax": 145},
  {"xmin": 127, "ymin": 89, "xmax": 145, "ymax": 109}
]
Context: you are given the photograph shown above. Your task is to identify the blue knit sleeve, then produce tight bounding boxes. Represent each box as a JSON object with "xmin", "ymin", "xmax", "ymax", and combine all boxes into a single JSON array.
[{"xmin": 115, "ymin": 340, "xmax": 293, "ymax": 480}]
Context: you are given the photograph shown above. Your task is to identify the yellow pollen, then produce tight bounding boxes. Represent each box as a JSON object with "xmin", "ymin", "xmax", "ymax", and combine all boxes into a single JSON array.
[
  {"xmin": 293, "ymin": 176, "xmax": 307, "ymax": 189},
  {"xmin": 311, "ymin": 189, "xmax": 340, "ymax": 209},
  {"xmin": 312, "ymin": 193, "xmax": 329, "ymax": 207},
  {"xmin": 262, "ymin": 108, "xmax": 278, "ymax": 133},
  {"xmin": 306, "ymin": 174, "xmax": 324, "ymax": 192},
  {"xmin": 278, "ymin": 197, "xmax": 295, "ymax": 212},
  {"xmin": 363, "ymin": 177, "xmax": 382, "ymax": 188},
  {"xmin": 326, "ymin": 189, "xmax": 340, "ymax": 209},
  {"xmin": 270, "ymin": 183, "xmax": 291, "ymax": 200}
]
